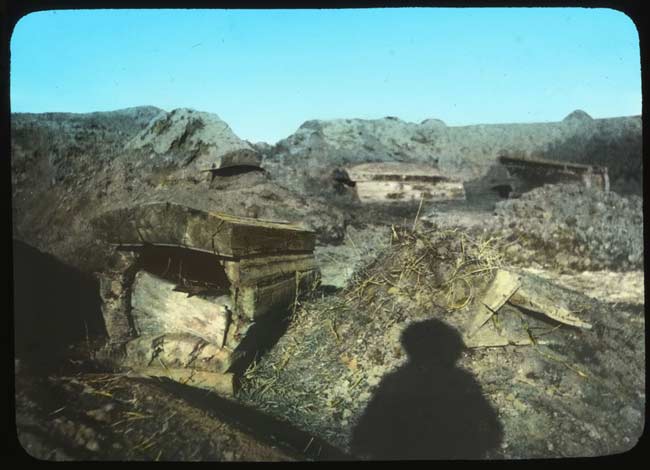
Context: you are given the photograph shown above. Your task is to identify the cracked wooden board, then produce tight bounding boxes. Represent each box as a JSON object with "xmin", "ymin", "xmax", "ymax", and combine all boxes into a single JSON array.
[
  {"xmin": 498, "ymin": 154, "xmax": 609, "ymax": 192},
  {"xmin": 92, "ymin": 202, "xmax": 316, "ymax": 258},
  {"xmin": 509, "ymin": 288, "xmax": 593, "ymax": 330},
  {"xmin": 466, "ymin": 270, "xmax": 521, "ymax": 337},
  {"xmin": 222, "ymin": 253, "xmax": 317, "ymax": 286},
  {"xmin": 235, "ymin": 269, "xmax": 320, "ymax": 320},
  {"xmin": 463, "ymin": 305, "xmax": 554, "ymax": 348},
  {"xmin": 463, "ymin": 324, "xmax": 551, "ymax": 348}
]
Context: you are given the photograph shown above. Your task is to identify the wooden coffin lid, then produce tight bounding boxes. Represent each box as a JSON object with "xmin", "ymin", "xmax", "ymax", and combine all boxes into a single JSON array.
[{"xmin": 92, "ymin": 202, "xmax": 316, "ymax": 258}]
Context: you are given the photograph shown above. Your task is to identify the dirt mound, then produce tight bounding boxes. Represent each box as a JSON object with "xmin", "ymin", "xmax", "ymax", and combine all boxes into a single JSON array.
[
  {"xmin": 491, "ymin": 184, "xmax": 643, "ymax": 272},
  {"xmin": 264, "ymin": 112, "xmax": 642, "ymax": 197},
  {"xmin": 11, "ymin": 106, "xmax": 163, "ymax": 186},
  {"xmin": 126, "ymin": 108, "xmax": 254, "ymax": 171},
  {"xmin": 238, "ymin": 225, "xmax": 644, "ymax": 458},
  {"xmin": 315, "ymin": 224, "xmax": 391, "ymax": 288},
  {"xmin": 562, "ymin": 109, "xmax": 593, "ymax": 123},
  {"xmin": 11, "ymin": 109, "xmax": 347, "ymax": 273}
]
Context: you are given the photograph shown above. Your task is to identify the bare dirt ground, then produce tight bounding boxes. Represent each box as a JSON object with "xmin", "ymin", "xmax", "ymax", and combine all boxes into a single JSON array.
[
  {"xmin": 14, "ymin": 347, "xmax": 348, "ymax": 461},
  {"xmin": 15, "ymin": 372, "xmax": 296, "ymax": 461}
]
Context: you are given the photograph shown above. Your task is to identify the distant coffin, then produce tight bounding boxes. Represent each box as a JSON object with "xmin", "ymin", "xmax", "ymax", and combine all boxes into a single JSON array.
[
  {"xmin": 338, "ymin": 162, "xmax": 466, "ymax": 203},
  {"xmin": 497, "ymin": 154, "xmax": 609, "ymax": 192}
]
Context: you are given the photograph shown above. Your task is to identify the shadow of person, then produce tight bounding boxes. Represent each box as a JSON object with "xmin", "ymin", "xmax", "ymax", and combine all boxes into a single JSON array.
[{"xmin": 351, "ymin": 319, "xmax": 503, "ymax": 460}]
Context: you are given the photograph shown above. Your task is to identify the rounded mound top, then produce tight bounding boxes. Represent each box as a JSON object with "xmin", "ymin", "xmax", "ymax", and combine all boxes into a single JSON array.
[
  {"xmin": 563, "ymin": 110, "xmax": 593, "ymax": 122},
  {"xmin": 298, "ymin": 120, "xmax": 324, "ymax": 131},
  {"xmin": 125, "ymin": 108, "xmax": 250, "ymax": 162},
  {"xmin": 420, "ymin": 118, "xmax": 447, "ymax": 128}
]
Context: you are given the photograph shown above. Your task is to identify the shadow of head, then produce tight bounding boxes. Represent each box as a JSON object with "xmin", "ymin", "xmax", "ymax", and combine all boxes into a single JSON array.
[
  {"xmin": 350, "ymin": 318, "xmax": 503, "ymax": 460},
  {"xmin": 400, "ymin": 318, "xmax": 463, "ymax": 366}
]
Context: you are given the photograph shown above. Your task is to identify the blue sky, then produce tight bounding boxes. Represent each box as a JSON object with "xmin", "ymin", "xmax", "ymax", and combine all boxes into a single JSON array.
[{"xmin": 11, "ymin": 8, "xmax": 641, "ymax": 143}]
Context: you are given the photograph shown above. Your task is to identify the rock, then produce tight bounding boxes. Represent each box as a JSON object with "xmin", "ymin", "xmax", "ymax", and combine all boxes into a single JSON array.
[
  {"xmin": 619, "ymin": 405, "xmax": 642, "ymax": 425},
  {"xmin": 86, "ymin": 408, "xmax": 112, "ymax": 424},
  {"xmin": 85, "ymin": 439, "xmax": 100, "ymax": 452},
  {"xmin": 125, "ymin": 108, "xmax": 254, "ymax": 171},
  {"xmin": 129, "ymin": 271, "xmax": 232, "ymax": 346}
]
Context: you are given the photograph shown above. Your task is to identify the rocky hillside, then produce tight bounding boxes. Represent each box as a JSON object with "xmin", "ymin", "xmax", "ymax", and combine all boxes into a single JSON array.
[
  {"xmin": 11, "ymin": 106, "xmax": 642, "ymax": 272},
  {"xmin": 262, "ymin": 110, "xmax": 642, "ymax": 196},
  {"xmin": 125, "ymin": 108, "xmax": 256, "ymax": 172},
  {"xmin": 11, "ymin": 106, "xmax": 163, "ymax": 186},
  {"xmin": 12, "ymin": 106, "xmax": 644, "ymax": 461},
  {"xmin": 11, "ymin": 107, "xmax": 345, "ymax": 273}
]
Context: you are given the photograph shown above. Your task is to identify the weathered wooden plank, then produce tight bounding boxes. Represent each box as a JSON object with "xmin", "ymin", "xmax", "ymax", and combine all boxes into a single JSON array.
[
  {"xmin": 93, "ymin": 202, "xmax": 316, "ymax": 257},
  {"xmin": 464, "ymin": 324, "xmax": 542, "ymax": 348},
  {"xmin": 498, "ymin": 155, "xmax": 609, "ymax": 192},
  {"xmin": 222, "ymin": 253, "xmax": 317, "ymax": 286},
  {"xmin": 131, "ymin": 271, "xmax": 232, "ymax": 346},
  {"xmin": 509, "ymin": 288, "xmax": 592, "ymax": 330},
  {"xmin": 467, "ymin": 270, "xmax": 521, "ymax": 337},
  {"xmin": 345, "ymin": 162, "xmax": 444, "ymax": 181},
  {"xmin": 228, "ymin": 223, "xmax": 316, "ymax": 256},
  {"xmin": 355, "ymin": 180, "xmax": 466, "ymax": 203},
  {"xmin": 123, "ymin": 333, "xmax": 235, "ymax": 373},
  {"xmin": 236, "ymin": 269, "xmax": 320, "ymax": 320}
]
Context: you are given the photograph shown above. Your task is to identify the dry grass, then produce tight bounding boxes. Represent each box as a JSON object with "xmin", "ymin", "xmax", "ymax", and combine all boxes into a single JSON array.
[
  {"xmin": 237, "ymin": 222, "xmax": 514, "ymax": 450},
  {"xmin": 342, "ymin": 223, "xmax": 507, "ymax": 316},
  {"xmin": 210, "ymin": 211, "xmax": 645, "ymax": 459}
]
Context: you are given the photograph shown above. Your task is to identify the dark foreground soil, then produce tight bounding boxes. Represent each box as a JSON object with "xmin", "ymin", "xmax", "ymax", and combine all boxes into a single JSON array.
[{"xmin": 14, "ymin": 353, "xmax": 349, "ymax": 461}]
